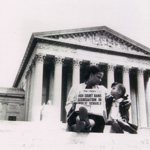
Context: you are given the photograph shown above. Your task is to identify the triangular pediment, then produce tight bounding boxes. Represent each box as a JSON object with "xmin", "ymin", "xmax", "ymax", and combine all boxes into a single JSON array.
[
  {"xmin": 35, "ymin": 26, "xmax": 150, "ymax": 56},
  {"xmin": 13, "ymin": 26, "xmax": 150, "ymax": 87}
]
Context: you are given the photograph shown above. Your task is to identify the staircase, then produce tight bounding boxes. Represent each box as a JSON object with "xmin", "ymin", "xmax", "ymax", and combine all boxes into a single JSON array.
[{"xmin": 0, "ymin": 120, "xmax": 150, "ymax": 150}]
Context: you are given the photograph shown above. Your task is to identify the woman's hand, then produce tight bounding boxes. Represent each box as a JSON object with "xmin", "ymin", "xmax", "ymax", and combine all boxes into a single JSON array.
[
  {"xmin": 121, "ymin": 99, "xmax": 131, "ymax": 110},
  {"xmin": 71, "ymin": 102, "xmax": 76, "ymax": 111}
]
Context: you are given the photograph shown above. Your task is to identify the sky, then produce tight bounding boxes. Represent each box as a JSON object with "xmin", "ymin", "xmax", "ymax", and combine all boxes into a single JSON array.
[{"xmin": 0, "ymin": 0, "xmax": 150, "ymax": 87}]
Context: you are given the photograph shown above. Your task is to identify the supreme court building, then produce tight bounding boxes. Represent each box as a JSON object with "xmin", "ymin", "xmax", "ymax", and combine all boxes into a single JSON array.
[{"xmin": 2, "ymin": 26, "xmax": 150, "ymax": 129}]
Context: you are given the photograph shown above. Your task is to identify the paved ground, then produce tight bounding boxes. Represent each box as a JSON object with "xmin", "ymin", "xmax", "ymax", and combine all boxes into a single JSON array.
[{"xmin": 0, "ymin": 121, "xmax": 150, "ymax": 150}]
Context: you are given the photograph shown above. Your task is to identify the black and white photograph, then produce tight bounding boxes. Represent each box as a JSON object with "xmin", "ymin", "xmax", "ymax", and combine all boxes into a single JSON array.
[{"xmin": 0, "ymin": 0, "xmax": 150, "ymax": 149}]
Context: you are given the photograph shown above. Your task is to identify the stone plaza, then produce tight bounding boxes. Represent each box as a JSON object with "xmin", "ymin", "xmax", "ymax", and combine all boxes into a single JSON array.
[{"xmin": 0, "ymin": 26, "xmax": 150, "ymax": 149}]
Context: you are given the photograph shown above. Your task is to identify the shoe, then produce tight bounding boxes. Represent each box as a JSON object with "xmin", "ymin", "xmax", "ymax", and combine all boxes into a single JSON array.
[
  {"xmin": 112, "ymin": 120, "xmax": 124, "ymax": 133},
  {"xmin": 79, "ymin": 107, "xmax": 89, "ymax": 122},
  {"xmin": 78, "ymin": 107, "xmax": 91, "ymax": 132},
  {"xmin": 117, "ymin": 120, "xmax": 137, "ymax": 134}
]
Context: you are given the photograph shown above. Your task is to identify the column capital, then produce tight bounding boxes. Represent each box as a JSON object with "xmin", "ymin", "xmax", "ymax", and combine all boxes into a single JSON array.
[
  {"xmin": 107, "ymin": 64, "xmax": 116, "ymax": 71},
  {"xmin": 137, "ymin": 68, "xmax": 145, "ymax": 76},
  {"xmin": 54, "ymin": 56, "xmax": 64, "ymax": 65},
  {"xmin": 123, "ymin": 66, "xmax": 131, "ymax": 73},
  {"xmin": 73, "ymin": 59, "xmax": 82, "ymax": 67},
  {"xmin": 30, "ymin": 53, "xmax": 45, "ymax": 69},
  {"xmin": 90, "ymin": 61, "xmax": 99, "ymax": 66},
  {"xmin": 35, "ymin": 53, "xmax": 45, "ymax": 64}
]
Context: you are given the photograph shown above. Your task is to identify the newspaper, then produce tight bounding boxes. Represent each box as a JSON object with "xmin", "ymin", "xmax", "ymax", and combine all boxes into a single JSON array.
[{"xmin": 75, "ymin": 89, "xmax": 106, "ymax": 119}]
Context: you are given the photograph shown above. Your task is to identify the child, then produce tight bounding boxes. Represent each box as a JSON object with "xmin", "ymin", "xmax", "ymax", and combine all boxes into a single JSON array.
[{"xmin": 105, "ymin": 82, "xmax": 138, "ymax": 134}]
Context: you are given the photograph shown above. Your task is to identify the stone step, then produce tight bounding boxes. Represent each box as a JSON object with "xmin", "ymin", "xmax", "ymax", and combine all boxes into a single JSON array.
[{"xmin": 0, "ymin": 121, "xmax": 150, "ymax": 150}]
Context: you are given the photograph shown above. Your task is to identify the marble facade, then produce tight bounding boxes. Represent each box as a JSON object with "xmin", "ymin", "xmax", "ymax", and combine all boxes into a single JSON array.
[{"xmin": 11, "ymin": 26, "xmax": 150, "ymax": 129}]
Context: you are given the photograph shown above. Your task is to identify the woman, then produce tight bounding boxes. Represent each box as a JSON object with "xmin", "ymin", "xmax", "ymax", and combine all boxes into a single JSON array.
[{"xmin": 65, "ymin": 65, "xmax": 108, "ymax": 132}]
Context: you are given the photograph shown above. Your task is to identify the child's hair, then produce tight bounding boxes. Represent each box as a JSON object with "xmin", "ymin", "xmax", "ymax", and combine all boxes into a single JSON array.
[
  {"xmin": 111, "ymin": 82, "xmax": 127, "ymax": 98},
  {"xmin": 84, "ymin": 65, "xmax": 103, "ymax": 81}
]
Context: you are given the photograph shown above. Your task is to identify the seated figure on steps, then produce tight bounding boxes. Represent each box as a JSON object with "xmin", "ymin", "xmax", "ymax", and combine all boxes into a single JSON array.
[
  {"xmin": 105, "ymin": 82, "xmax": 138, "ymax": 134},
  {"xmin": 65, "ymin": 66, "xmax": 108, "ymax": 132}
]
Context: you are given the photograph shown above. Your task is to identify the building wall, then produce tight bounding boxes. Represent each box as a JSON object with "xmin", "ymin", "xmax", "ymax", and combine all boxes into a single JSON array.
[
  {"xmin": 20, "ymin": 41, "xmax": 150, "ymax": 126},
  {"xmin": 0, "ymin": 88, "xmax": 25, "ymax": 121},
  {"xmin": 13, "ymin": 27, "xmax": 150, "ymax": 127}
]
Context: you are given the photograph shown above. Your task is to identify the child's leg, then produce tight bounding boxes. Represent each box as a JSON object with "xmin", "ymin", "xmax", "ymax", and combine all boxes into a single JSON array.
[
  {"xmin": 117, "ymin": 120, "xmax": 137, "ymax": 134},
  {"xmin": 111, "ymin": 119, "xmax": 124, "ymax": 133}
]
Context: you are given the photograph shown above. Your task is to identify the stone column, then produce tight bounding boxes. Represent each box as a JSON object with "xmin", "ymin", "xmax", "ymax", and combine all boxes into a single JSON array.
[
  {"xmin": 53, "ymin": 56, "xmax": 63, "ymax": 121},
  {"xmin": 28, "ymin": 62, "xmax": 35, "ymax": 121},
  {"xmin": 137, "ymin": 68, "xmax": 147, "ymax": 127},
  {"xmin": 25, "ymin": 68, "xmax": 32, "ymax": 121},
  {"xmin": 72, "ymin": 59, "xmax": 81, "ymax": 86},
  {"xmin": 107, "ymin": 64, "xmax": 115, "ymax": 89},
  {"xmin": 146, "ymin": 72, "xmax": 150, "ymax": 127},
  {"xmin": 29, "ymin": 54, "xmax": 45, "ymax": 121},
  {"xmin": 122, "ymin": 66, "xmax": 132, "ymax": 122},
  {"xmin": 123, "ymin": 66, "xmax": 131, "ymax": 95}
]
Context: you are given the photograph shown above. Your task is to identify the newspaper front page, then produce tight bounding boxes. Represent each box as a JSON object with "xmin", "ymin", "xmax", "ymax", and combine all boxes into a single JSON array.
[{"xmin": 75, "ymin": 89, "xmax": 107, "ymax": 120}]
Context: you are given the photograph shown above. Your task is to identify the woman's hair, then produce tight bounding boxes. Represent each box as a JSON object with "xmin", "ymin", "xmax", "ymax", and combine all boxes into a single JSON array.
[{"xmin": 84, "ymin": 65, "xmax": 103, "ymax": 81}]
